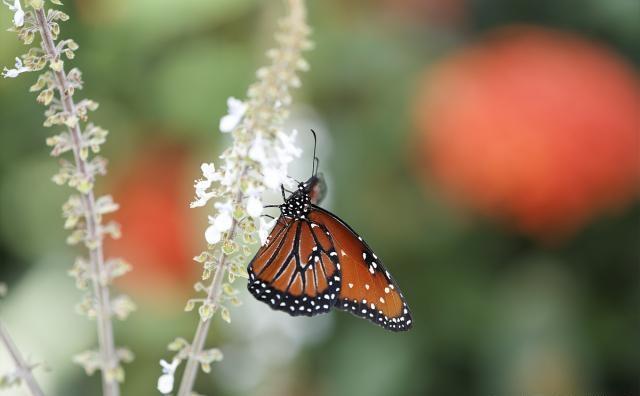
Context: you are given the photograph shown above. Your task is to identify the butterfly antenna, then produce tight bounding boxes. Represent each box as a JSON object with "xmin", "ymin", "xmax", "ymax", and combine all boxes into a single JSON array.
[
  {"xmin": 310, "ymin": 129, "xmax": 318, "ymax": 176},
  {"xmin": 286, "ymin": 175, "xmax": 301, "ymax": 185}
]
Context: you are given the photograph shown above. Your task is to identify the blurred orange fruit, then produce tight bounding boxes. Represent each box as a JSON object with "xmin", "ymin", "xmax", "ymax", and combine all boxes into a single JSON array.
[
  {"xmin": 105, "ymin": 142, "xmax": 199, "ymax": 304},
  {"xmin": 415, "ymin": 26, "xmax": 640, "ymax": 239}
]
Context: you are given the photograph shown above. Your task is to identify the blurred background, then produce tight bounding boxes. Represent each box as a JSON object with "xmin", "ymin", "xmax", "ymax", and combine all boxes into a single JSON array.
[{"xmin": 0, "ymin": 0, "xmax": 639, "ymax": 395}]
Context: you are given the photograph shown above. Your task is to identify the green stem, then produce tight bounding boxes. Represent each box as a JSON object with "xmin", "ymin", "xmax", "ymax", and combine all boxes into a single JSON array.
[{"xmin": 33, "ymin": 8, "xmax": 119, "ymax": 396}]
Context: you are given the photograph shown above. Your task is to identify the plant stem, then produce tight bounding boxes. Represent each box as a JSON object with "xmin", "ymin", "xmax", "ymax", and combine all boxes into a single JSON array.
[
  {"xmin": 33, "ymin": 9, "xmax": 119, "ymax": 396},
  {"xmin": 177, "ymin": 186, "xmax": 244, "ymax": 396},
  {"xmin": 0, "ymin": 320, "xmax": 45, "ymax": 396}
]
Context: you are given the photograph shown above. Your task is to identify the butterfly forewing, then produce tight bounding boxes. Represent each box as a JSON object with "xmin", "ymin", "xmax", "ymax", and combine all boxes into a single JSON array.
[
  {"xmin": 247, "ymin": 216, "xmax": 341, "ymax": 316},
  {"xmin": 250, "ymin": 218, "xmax": 291, "ymax": 275},
  {"xmin": 308, "ymin": 207, "xmax": 413, "ymax": 331}
]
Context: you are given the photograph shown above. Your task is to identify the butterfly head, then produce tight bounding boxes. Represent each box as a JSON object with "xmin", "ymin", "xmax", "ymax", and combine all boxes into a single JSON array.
[{"xmin": 305, "ymin": 173, "xmax": 326, "ymax": 205}]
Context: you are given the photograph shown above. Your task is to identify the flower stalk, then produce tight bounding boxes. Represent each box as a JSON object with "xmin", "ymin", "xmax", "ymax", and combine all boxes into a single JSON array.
[
  {"xmin": 163, "ymin": 1, "xmax": 312, "ymax": 395},
  {"xmin": 0, "ymin": 320, "xmax": 45, "ymax": 396},
  {"xmin": 176, "ymin": 186, "xmax": 243, "ymax": 396},
  {"xmin": 2, "ymin": 1, "xmax": 134, "ymax": 395}
]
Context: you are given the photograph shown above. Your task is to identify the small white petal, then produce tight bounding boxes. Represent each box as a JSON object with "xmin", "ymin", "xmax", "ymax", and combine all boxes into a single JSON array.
[
  {"xmin": 213, "ymin": 211, "xmax": 233, "ymax": 232},
  {"xmin": 190, "ymin": 191, "xmax": 215, "ymax": 208},
  {"xmin": 1, "ymin": 68, "xmax": 19, "ymax": 78},
  {"xmin": 13, "ymin": 8, "xmax": 24, "ymax": 27},
  {"xmin": 227, "ymin": 97, "xmax": 247, "ymax": 116},
  {"xmin": 194, "ymin": 179, "xmax": 212, "ymax": 194},
  {"xmin": 159, "ymin": 359, "xmax": 180, "ymax": 373},
  {"xmin": 205, "ymin": 225, "xmax": 222, "ymax": 244},
  {"xmin": 220, "ymin": 168, "xmax": 235, "ymax": 186},
  {"xmin": 157, "ymin": 374, "xmax": 174, "ymax": 394},
  {"xmin": 157, "ymin": 359, "xmax": 179, "ymax": 394},
  {"xmin": 3, "ymin": 1, "xmax": 24, "ymax": 27},
  {"xmin": 263, "ymin": 167, "xmax": 285, "ymax": 190},
  {"xmin": 248, "ymin": 134, "xmax": 267, "ymax": 163},
  {"xmin": 1, "ymin": 57, "xmax": 29, "ymax": 79},
  {"xmin": 201, "ymin": 163, "xmax": 216, "ymax": 179},
  {"xmin": 278, "ymin": 129, "xmax": 303, "ymax": 159},
  {"xmin": 219, "ymin": 97, "xmax": 247, "ymax": 133},
  {"xmin": 246, "ymin": 196, "xmax": 263, "ymax": 218},
  {"xmin": 219, "ymin": 114, "xmax": 240, "ymax": 133}
]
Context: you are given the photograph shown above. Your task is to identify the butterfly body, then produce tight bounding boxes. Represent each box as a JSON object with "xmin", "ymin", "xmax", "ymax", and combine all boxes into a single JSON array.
[{"xmin": 247, "ymin": 138, "xmax": 412, "ymax": 332}]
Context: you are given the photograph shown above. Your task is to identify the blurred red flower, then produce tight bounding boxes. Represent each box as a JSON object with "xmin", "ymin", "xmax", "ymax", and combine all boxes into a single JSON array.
[
  {"xmin": 105, "ymin": 142, "xmax": 199, "ymax": 304},
  {"xmin": 415, "ymin": 26, "xmax": 640, "ymax": 239}
]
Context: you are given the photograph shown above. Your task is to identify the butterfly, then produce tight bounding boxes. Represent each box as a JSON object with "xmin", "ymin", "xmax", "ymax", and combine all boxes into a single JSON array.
[{"xmin": 247, "ymin": 131, "xmax": 412, "ymax": 332}]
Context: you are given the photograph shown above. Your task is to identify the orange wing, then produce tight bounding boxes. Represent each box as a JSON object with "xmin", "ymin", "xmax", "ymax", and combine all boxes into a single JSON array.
[
  {"xmin": 308, "ymin": 207, "xmax": 412, "ymax": 331},
  {"xmin": 247, "ymin": 216, "xmax": 341, "ymax": 316}
]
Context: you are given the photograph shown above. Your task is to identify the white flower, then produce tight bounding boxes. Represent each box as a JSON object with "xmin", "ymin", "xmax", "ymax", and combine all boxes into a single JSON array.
[
  {"xmin": 219, "ymin": 165, "xmax": 237, "ymax": 187},
  {"xmin": 205, "ymin": 224, "xmax": 222, "ymax": 245},
  {"xmin": 201, "ymin": 163, "xmax": 218, "ymax": 180},
  {"xmin": 157, "ymin": 359, "xmax": 180, "ymax": 394},
  {"xmin": 190, "ymin": 191, "xmax": 215, "ymax": 208},
  {"xmin": 262, "ymin": 166, "xmax": 286, "ymax": 190},
  {"xmin": 204, "ymin": 202, "xmax": 234, "ymax": 244},
  {"xmin": 190, "ymin": 163, "xmax": 221, "ymax": 208},
  {"xmin": 194, "ymin": 179, "xmax": 213, "ymax": 196},
  {"xmin": 277, "ymin": 129, "xmax": 303, "ymax": 160},
  {"xmin": 219, "ymin": 97, "xmax": 247, "ymax": 133},
  {"xmin": 248, "ymin": 133, "xmax": 267, "ymax": 163},
  {"xmin": 246, "ymin": 196, "xmax": 263, "ymax": 218},
  {"xmin": 1, "ymin": 57, "xmax": 29, "ymax": 79},
  {"xmin": 212, "ymin": 211, "xmax": 233, "ymax": 232},
  {"xmin": 259, "ymin": 217, "xmax": 277, "ymax": 246},
  {"xmin": 3, "ymin": 0, "xmax": 24, "ymax": 27}
]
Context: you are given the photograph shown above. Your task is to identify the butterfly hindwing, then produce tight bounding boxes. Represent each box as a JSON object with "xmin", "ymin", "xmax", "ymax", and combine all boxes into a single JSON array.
[{"xmin": 308, "ymin": 206, "xmax": 413, "ymax": 331}]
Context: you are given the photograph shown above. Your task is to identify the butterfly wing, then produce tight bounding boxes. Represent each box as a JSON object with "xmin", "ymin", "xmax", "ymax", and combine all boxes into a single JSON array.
[
  {"xmin": 308, "ymin": 206, "xmax": 413, "ymax": 331},
  {"xmin": 247, "ymin": 215, "xmax": 341, "ymax": 316}
]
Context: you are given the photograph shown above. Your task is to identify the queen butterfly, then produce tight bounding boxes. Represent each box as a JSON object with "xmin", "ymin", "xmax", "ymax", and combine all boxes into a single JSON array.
[{"xmin": 247, "ymin": 131, "xmax": 412, "ymax": 331}]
